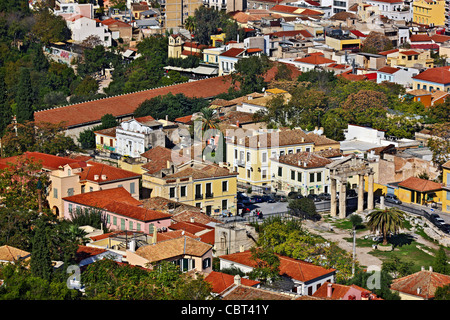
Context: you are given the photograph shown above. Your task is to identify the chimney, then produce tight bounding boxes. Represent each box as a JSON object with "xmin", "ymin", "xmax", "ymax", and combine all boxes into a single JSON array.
[
  {"xmin": 101, "ymin": 174, "xmax": 107, "ymax": 180},
  {"xmin": 421, "ymin": 266, "xmax": 425, "ymax": 271},
  {"xmin": 129, "ymin": 239, "xmax": 136, "ymax": 252},
  {"xmin": 234, "ymin": 274, "xmax": 241, "ymax": 286},
  {"xmin": 190, "ymin": 217, "xmax": 195, "ymax": 223},
  {"xmin": 429, "ymin": 266, "xmax": 433, "ymax": 272},
  {"xmin": 327, "ymin": 283, "xmax": 333, "ymax": 298},
  {"xmin": 94, "ymin": 175, "xmax": 99, "ymax": 180},
  {"xmin": 417, "ymin": 287, "xmax": 422, "ymax": 295}
]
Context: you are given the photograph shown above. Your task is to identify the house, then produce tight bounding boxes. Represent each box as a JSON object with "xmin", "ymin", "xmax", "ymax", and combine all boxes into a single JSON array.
[
  {"xmin": 312, "ymin": 281, "xmax": 380, "ymax": 300},
  {"xmin": 291, "ymin": 54, "xmax": 337, "ymax": 72},
  {"xmin": 218, "ymin": 47, "xmax": 262, "ymax": 76},
  {"xmin": 270, "ymin": 151, "xmax": 334, "ymax": 196},
  {"xmin": 397, "ymin": 176, "xmax": 443, "ymax": 206},
  {"xmin": 412, "ymin": 66, "xmax": 450, "ymax": 92},
  {"xmin": 67, "ymin": 16, "xmax": 112, "ymax": 47},
  {"xmin": 0, "ymin": 245, "xmax": 30, "ymax": 264},
  {"xmin": 142, "ymin": 160, "xmax": 238, "ymax": 216},
  {"xmin": 100, "ymin": 18, "xmax": 133, "ymax": 42},
  {"xmin": 169, "ymin": 220, "xmax": 216, "ymax": 245},
  {"xmin": 236, "ymin": 90, "xmax": 291, "ymax": 114},
  {"xmin": 219, "ymin": 250, "xmax": 336, "ymax": 296},
  {"xmin": 114, "ymin": 118, "xmax": 165, "ymax": 158},
  {"xmin": 63, "ymin": 187, "xmax": 172, "ymax": 234},
  {"xmin": 324, "ymin": 29, "xmax": 361, "ymax": 51},
  {"xmin": 382, "ymin": 48, "xmax": 433, "ymax": 69},
  {"xmin": 214, "ymin": 221, "xmax": 258, "ymax": 256},
  {"xmin": 126, "ymin": 235, "xmax": 214, "ymax": 272},
  {"xmin": 403, "ymin": 89, "xmax": 447, "ymax": 107},
  {"xmin": 376, "ymin": 66, "xmax": 419, "ymax": 88},
  {"xmin": 75, "ymin": 245, "xmax": 123, "ymax": 267},
  {"xmin": 390, "ymin": 266, "xmax": 450, "ymax": 299}
]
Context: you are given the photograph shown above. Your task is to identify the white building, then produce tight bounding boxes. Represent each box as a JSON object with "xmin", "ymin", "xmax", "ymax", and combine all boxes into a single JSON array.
[
  {"xmin": 116, "ymin": 119, "xmax": 165, "ymax": 158},
  {"xmin": 376, "ymin": 66, "xmax": 419, "ymax": 88},
  {"xmin": 365, "ymin": 0, "xmax": 412, "ymax": 21},
  {"xmin": 67, "ymin": 16, "xmax": 112, "ymax": 47}
]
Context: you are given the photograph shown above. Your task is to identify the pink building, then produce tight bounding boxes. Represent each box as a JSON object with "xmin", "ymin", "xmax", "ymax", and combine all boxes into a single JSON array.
[{"xmin": 63, "ymin": 187, "xmax": 172, "ymax": 234}]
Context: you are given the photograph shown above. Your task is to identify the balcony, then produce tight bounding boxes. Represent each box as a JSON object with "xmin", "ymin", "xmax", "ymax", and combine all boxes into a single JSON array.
[
  {"xmin": 205, "ymin": 192, "xmax": 214, "ymax": 199},
  {"xmin": 195, "ymin": 194, "xmax": 203, "ymax": 200}
]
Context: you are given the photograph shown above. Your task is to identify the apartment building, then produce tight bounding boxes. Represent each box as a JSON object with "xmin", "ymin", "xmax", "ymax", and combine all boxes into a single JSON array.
[{"xmin": 159, "ymin": 0, "xmax": 203, "ymax": 29}]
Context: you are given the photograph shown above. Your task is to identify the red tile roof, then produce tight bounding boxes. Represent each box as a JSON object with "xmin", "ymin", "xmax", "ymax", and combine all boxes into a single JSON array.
[
  {"xmin": 400, "ymin": 50, "xmax": 420, "ymax": 56},
  {"xmin": 350, "ymin": 30, "xmax": 367, "ymax": 37},
  {"xmin": 205, "ymin": 271, "xmax": 260, "ymax": 294},
  {"xmin": 77, "ymin": 162, "xmax": 141, "ymax": 184},
  {"xmin": 398, "ymin": 177, "xmax": 442, "ymax": 192},
  {"xmin": 378, "ymin": 48, "xmax": 399, "ymax": 56},
  {"xmin": 75, "ymin": 245, "xmax": 107, "ymax": 263},
  {"xmin": 391, "ymin": 269, "xmax": 450, "ymax": 299},
  {"xmin": 34, "ymin": 76, "xmax": 235, "ymax": 128},
  {"xmin": 409, "ymin": 34, "xmax": 432, "ymax": 42},
  {"xmin": 431, "ymin": 34, "xmax": 450, "ymax": 43},
  {"xmin": 268, "ymin": 29, "xmax": 313, "ymax": 38},
  {"xmin": 295, "ymin": 55, "xmax": 336, "ymax": 65},
  {"xmin": 174, "ymin": 114, "xmax": 193, "ymax": 124},
  {"xmin": 312, "ymin": 281, "xmax": 375, "ymax": 300},
  {"xmin": 412, "ymin": 66, "xmax": 450, "ymax": 84},
  {"xmin": 271, "ymin": 4, "xmax": 299, "ymax": 13},
  {"xmin": 220, "ymin": 250, "xmax": 336, "ymax": 282},
  {"xmin": 377, "ymin": 66, "xmax": 399, "ymax": 74},
  {"xmin": 0, "ymin": 152, "xmax": 82, "ymax": 171},
  {"xmin": 103, "ymin": 200, "xmax": 172, "ymax": 222},
  {"xmin": 63, "ymin": 187, "xmax": 142, "ymax": 208},
  {"xmin": 220, "ymin": 48, "xmax": 246, "ymax": 57}
]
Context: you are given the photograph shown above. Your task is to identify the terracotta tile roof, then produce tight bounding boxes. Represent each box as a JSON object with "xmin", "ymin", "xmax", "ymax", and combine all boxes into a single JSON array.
[
  {"xmin": 442, "ymin": 160, "xmax": 450, "ymax": 169},
  {"xmin": 75, "ymin": 245, "xmax": 107, "ymax": 263},
  {"xmin": 221, "ymin": 285, "xmax": 295, "ymax": 300},
  {"xmin": 378, "ymin": 48, "xmax": 399, "ymax": 56},
  {"xmin": 312, "ymin": 281, "xmax": 375, "ymax": 300},
  {"xmin": 141, "ymin": 196, "xmax": 201, "ymax": 214},
  {"xmin": 306, "ymin": 133, "xmax": 339, "ymax": 146},
  {"xmin": 350, "ymin": 30, "xmax": 367, "ymax": 37},
  {"xmin": 134, "ymin": 115, "xmax": 155, "ymax": 123},
  {"xmin": 246, "ymin": 48, "xmax": 262, "ymax": 54},
  {"xmin": 101, "ymin": 18, "xmax": 131, "ymax": 28},
  {"xmin": 378, "ymin": 66, "xmax": 400, "ymax": 74},
  {"xmin": 169, "ymin": 220, "xmax": 214, "ymax": 235},
  {"xmin": 295, "ymin": 55, "xmax": 336, "ymax": 65},
  {"xmin": 77, "ymin": 162, "xmax": 141, "ymax": 184},
  {"xmin": 275, "ymin": 151, "xmax": 333, "ymax": 168},
  {"xmin": 63, "ymin": 187, "xmax": 142, "ymax": 208},
  {"xmin": 391, "ymin": 269, "xmax": 450, "ymax": 299},
  {"xmin": 170, "ymin": 209, "xmax": 222, "ymax": 225},
  {"xmin": 181, "ymin": 50, "xmax": 203, "ymax": 57},
  {"xmin": 0, "ymin": 152, "xmax": 82, "ymax": 171},
  {"xmin": 412, "ymin": 66, "xmax": 450, "ymax": 84},
  {"xmin": 220, "ymin": 250, "xmax": 336, "ymax": 282},
  {"xmin": 264, "ymin": 62, "xmax": 302, "ymax": 82},
  {"xmin": 398, "ymin": 177, "xmax": 442, "ymax": 192},
  {"xmin": 205, "ymin": 271, "xmax": 260, "ymax": 294},
  {"xmin": 141, "ymin": 146, "xmax": 191, "ymax": 174},
  {"xmin": 271, "ymin": 4, "xmax": 299, "ymax": 13},
  {"xmin": 268, "ymin": 30, "xmax": 313, "ymax": 38},
  {"xmin": 399, "ymin": 50, "xmax": 420, "ymax": 56},
  {"xmin": 220, "ymin": 48, "xmax": 246, "ymax": 57},
  {"xmin": 220, "ymin": 111, "xmax": 255, "ymax": 125},
  {"xmin": 134, "ymin": 236, "xmax": 212, "ymax": 263},
  {"xmin": 103, "ymin": 200, "xmax": 172, "ymax": 222},
  {"xmin": 34, "ymin": 76, "xmax": 234, "ymax": 128},
  {"xmin": 431, "ymin": 34, "xmax": 450, "ymax": 43},
  {"xmin": 94, "ymin": 127, "xmax": 116, "ymax": 137},
  {"xmin": 231, "ymin": 128, "xmax": 314, "ymax": 148},
  {"xmin": 409, "ymin": 34, "xmax": 432, "ymax": 42},
  {"xmin": 369, "ymin": 0, "xmax": 402, "ymax": 3},
  {"xmin": 174, "ymin": 114, "xmax": 193, "ymax": 124},
  {"xmin": 298, "ymin": 8, "xmax": 323, "ymax": 15},
  {"xmin": 0, "ymin": 245, "xmax": 30, "ymax": 262},
  {"xmin": 406, "ymin": 89, "xmax": 431, "ymax": 96}
]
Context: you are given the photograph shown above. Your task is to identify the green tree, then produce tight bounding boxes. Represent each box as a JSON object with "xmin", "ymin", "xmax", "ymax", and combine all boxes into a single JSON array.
[
  {"xmin": 288, "ymin": 197, "xmax": 320, "ymax": 221},
  {"xmin": 381, "ymin": 256, "xmax": 414, "ymax": 278},
  {"xmin": 0, "ymin": 73, "xmax": 12, "ymax": 138},
  {"xmin": 366, "ymin": 208, "xmax": 405, "ymax": 246},
  {"xmin": 342, "ymin": 89, "xmax": 388, "ymax": 127},
  {"xmin": 73, "ymin": 75, "xmax": 99, "ymax": 96},
  {"xmin": 16, "ymin": 68, "xmax": 35, "ymax": 123},
  {"xmin": 432, "ymin": 246, "xmax": 449, "ymax": 275},
  {"xmin": 434, "ymin": 284, "xmax": 450, "ymax": 300},
  {"xmin": 192, "ymin": 6, "xmax": 224, "ymax": 45},
  {"xmin": 346, "ymin": 269, "xmax": 400, "ymax": 300},
  {"xmin": 248, "ymin": 247, "xmax": 280, "ymax": 283},
  {"xmin": 31, "ymin": 9, "xmax": 71, "ymax": 44},
  {"xmin": 231, "ymin": 55, "xmax": 271, "ymax": 94},
  {"xmin": 30, "ymin": 219, "xmax": 53, "ymax": 281}
]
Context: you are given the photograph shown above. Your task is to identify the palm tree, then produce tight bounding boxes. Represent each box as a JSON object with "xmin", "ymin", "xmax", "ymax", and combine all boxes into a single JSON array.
[
  {"xmin": 184, "ymin": 16, "xmax": 196, "ymax": 35},
  {"xmin": 366, "ymin": 208, "xmax": 405, "ymax": 246},
  {"xmin": 200, "ymin": 107, "xmax": 219, "ymax": 131}
]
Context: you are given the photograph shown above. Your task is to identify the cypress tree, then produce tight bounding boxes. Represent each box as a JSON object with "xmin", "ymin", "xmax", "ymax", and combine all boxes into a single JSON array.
[
  {"xmin": 15, "ymin": 68, "xmax": 35, "ymax": 124},
  {"xmin": 30, "ymin": 220, "xmax": 53, "ymax": 281},
  {"xmin": 0, "ymin": 73, "xmax": 12, "ymax": 137}
]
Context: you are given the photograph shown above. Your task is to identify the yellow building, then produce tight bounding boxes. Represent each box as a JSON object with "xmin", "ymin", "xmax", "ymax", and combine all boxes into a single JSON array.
[
  {"xmin": 142, "ymin": 160, "xmax": 238, "ymax": 216},
  {"xmin": 397, "ymin": 176, "xmax": 443, "ymax": 206},
  {"xmin": 413, "ymin": 0, "xmax": 445, "ymax": 27},
  {"xmin": 412, "ymin": 66, "xmax": 450, "ymax": 92},
  {"xmin": 94, "ymin": 127, "xmax": 116, "ymax": 154},
  {"xmin": 443, "ymin": 161, "xmax": 450, "ymax": 213},
  {"xmin": 385, "ymin": 49, "xmax": 433, "ymax": 69},
  {"xmin": 325, "ymin": 35, "xmax": 360, "ymax": 51},
  {"xmin": 225, "ymin": 128, "xmax": 339, "ymax": 191},
  {"xmin": 168, "ymin": 34, "xmax": 183, "ymax": 59},
  {"xmin": 211, "ymin": 33, "xmax": 226, "ymax": 47},
  {"xmin": 161, "ymin": 0, "xmax": 202, "ymax": 29}
]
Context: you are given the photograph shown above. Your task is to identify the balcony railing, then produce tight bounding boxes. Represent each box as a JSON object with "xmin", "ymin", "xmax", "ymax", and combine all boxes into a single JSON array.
[
  {"xmin": 205, "ymin": 192, "xmax": 214, "ymax": 199},
  {"xmin": 195, "ymin": 194, "xmax": 203, "ymax": 200}
]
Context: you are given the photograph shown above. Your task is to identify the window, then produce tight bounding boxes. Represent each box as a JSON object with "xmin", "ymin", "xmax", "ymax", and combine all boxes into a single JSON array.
[
  {"xmin": 113, "ymin": 216, "xmax": 117, "ymax": 226},
  {"xmin": 310, "ymin": 173, "xmax": 315, "ymax": 183},
  {"xmin": 130, "ymin": 182, "xmax": 135, "ymax": 194},
  {"xmin": 222, "ymin": 181, "xmax": 228, "ymax": 192},
  {"xmin": 121, "ymin": 219, "xmax": 125, "ymax": 230},
  {"xmin": 297, "ymin": 172, "xmax": 302, "ymax": 182},
  {"xmin": 262, "ymin": 169, "xmax": 267, "ymax": 179},
  {"xmin": 67, "ymin": 188, "xmax": 74, "ymax": 197},
  {"xmin": 247, "ymin": 152, "xmax": 251, "ymax": 162},
  {"xmin": 89, "ymin": 186, "xmax": 93, "ymax": 192},
  {"xmin": 203, "ymin": 257, "xmax": 211, "ymax": 269},
  {"xmin": 317, "ymin": 172, "xmax": 322, "ymax": 182},
  {"xmin": 107, "ymin": 214, "xmax": 110, "ymax": 224},
  {"xmin": 68, "ymin": 203, "xmax": 73, "ymax": 213},
  {"xmin": 53, "ymin": 188, "xmax": 58, "ymax": 199},
  {"xmin": 262, "ymin": 152, "xmax": 267, "ymax": 163},
  {"xmin": 81, "ymin": 185, "xmax": 85, "ymax": 193},
  {"xmin": 280, "ymin": 151, "xmax": 285, "ymax": 156},
  {"xmin": 247, "ymin": 169, "xmax": 251, "ymax": 179},
  {"xmin": 180, "ymin": 186, "xmax": 186, "ymax": 197},
  {"xmin": 288, "ymin": 149, "xmax": 293, "ymax": 154},
  {"xmin": 235, "ymin": 149, "xmax": 238, "ymax": 159},
  {"xmin": 278, "ymin": 167, "xmax": 283, "ymax": 177},
  {"xmin": 129, "ymin": 221, "xmax": 133, "ymax": 230},
  {"xmin": 169, "ymin": 187, "xmax": 176, "ymax": 198},
  {"xmin": 222, "ymin": 199, "xmax": 228, "ymax": 210},
  {"xmin": 68, "ymin": 169, "xmax": 71, "ymax": 176},
  {"xmin": 291, "ymin": 170, "xmax": 295, "ymax": 180}
]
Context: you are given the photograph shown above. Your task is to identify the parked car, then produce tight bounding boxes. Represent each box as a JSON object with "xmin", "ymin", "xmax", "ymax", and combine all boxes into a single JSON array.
[
  {"xmin": 440, "ymin": 224, "xmax": 450, "ymax": 234},
  {"xmin": 241, "ymin": 197, "xmax": 251, "ymax": 205},
  {"xmin": 251, "ymin": 195, "xmax": 263, "ymax": 203},
  {"xmin": 287, "ymin": 191, "xmax": 303, "ymax": 199},
  {"xmin": 262, "ymin": 195, "xmax": 276, "ymax": 203},
  {"xmin": 384, "ymin": 194, "xmax": 401, "ymax": 204},
  {"xmin": 318, "ymin": 193, "xmax": 331, "ymax": 201},
  {"xmin": 434, "ymin": 217, "xmax": 446, "ymax": 226},
  {"xmin": 110, "ymin": 153, "xmax": 121, "ymax": 160},
  {"xmin": 274, "ymin": 195, "xmax": 287, "ymax": 202},
  {"xmin": 347, "ymin": 189, "xmax": 357, "ymax": 198},
  {"xmin": 307, "ymin": 194, "xmax": 321, "ymax": 202},
  {"xmin": 237, "ymin": 202, "xmax": 244, "ymax": 210}
]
